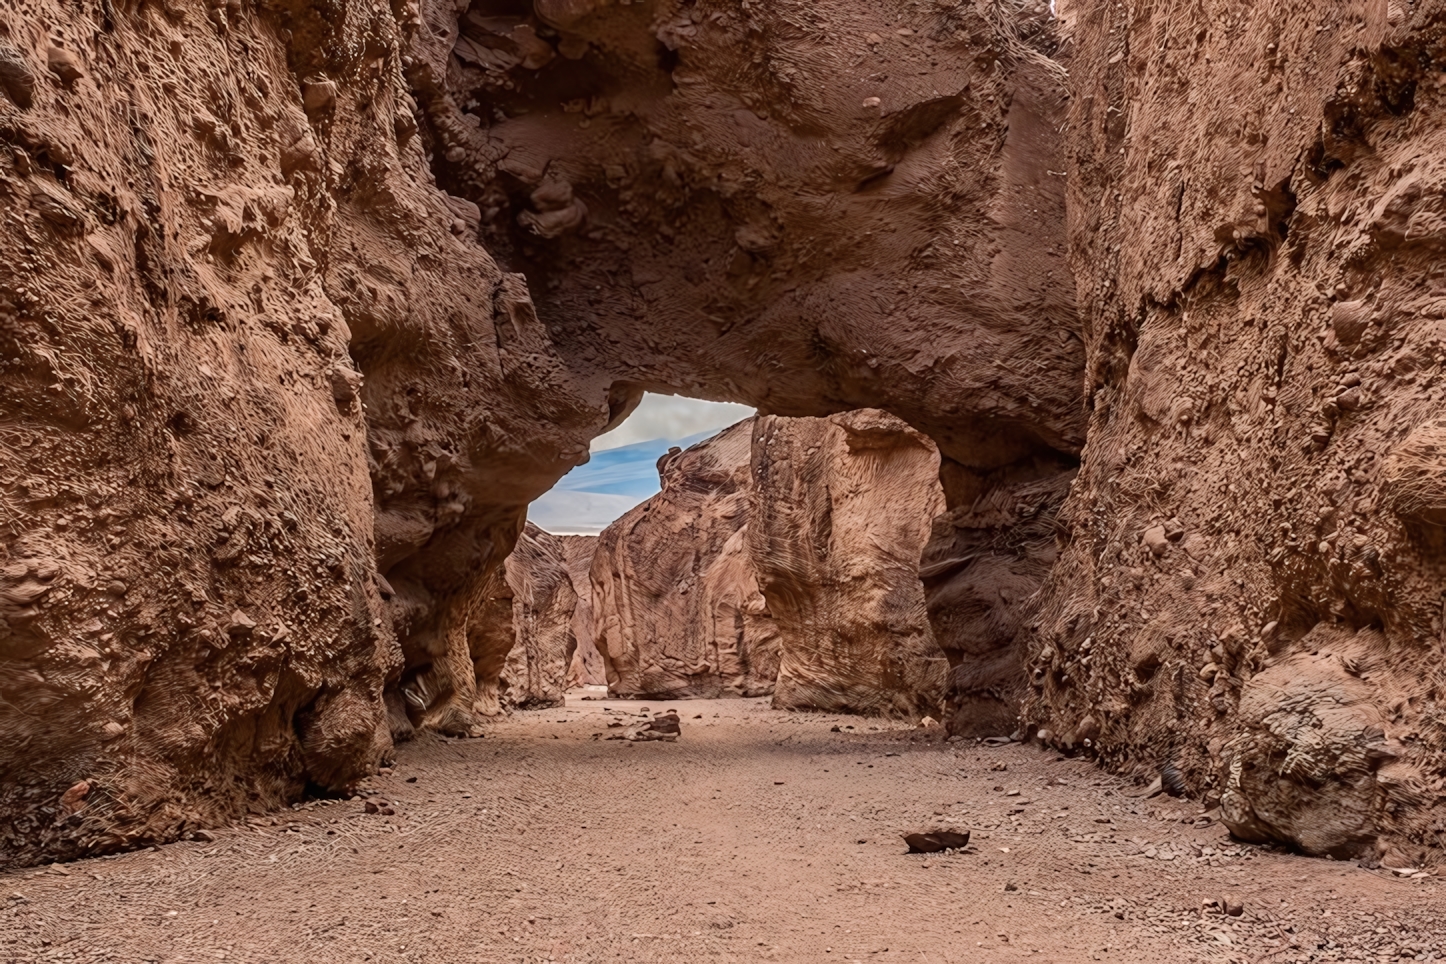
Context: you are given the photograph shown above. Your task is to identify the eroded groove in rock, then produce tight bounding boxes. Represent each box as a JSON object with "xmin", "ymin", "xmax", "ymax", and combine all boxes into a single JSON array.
[
  {"xmin": 499, "ymin": 523, "xmax": 578, "ymax": 709},
  {"xmin": 750, "ymin": 411, "xmax": 948, "ymax": 718},
  {"xmin": 591, "ymin": 419, "xmax": 781, "ymax": 699}
]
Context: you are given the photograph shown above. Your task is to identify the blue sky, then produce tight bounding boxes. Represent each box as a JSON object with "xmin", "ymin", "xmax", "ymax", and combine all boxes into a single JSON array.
[{"xmin": 528, "ymin": 394, "xmax": 754, "ymax": 535}]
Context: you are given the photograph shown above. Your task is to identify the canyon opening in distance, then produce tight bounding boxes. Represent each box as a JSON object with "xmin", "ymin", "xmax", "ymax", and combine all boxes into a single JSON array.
[{"xmin": 3, "ymin": 0, "xmax": 1446, "ymax": 959}]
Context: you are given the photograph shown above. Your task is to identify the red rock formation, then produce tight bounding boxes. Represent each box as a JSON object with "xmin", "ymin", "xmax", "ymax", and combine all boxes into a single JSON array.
[
  {"xmin": 411, "ymin": 0, "xmax": 1084, "ymax": 468},
  {"xmin": 0, "ymin": 0, "xmax": 605, "ymax": 865},
  {"xmin": 559, "ymin": 535, "xmax": 605, "ymax": 687},
  {"xmin": 498, "ymin": 524, "xmax": 577, "ymax": 709},
  {"xmin": 11, "ymin": 0, "xmax": 1446, "ymax": 870},
  {"xmin": 591, "ymin": 419, "xmax": 779, "ymax": 698},
  {"xmin": 400, "ymin": 523, "xmax": 577, "ymax": 725},
  {"xmin": 749, "ymin": 411, "xmax": 948, "ymax": 718},
  {"xmin": 1028, "ymin": 0, "xmax": 1446, "ymax": 862}
]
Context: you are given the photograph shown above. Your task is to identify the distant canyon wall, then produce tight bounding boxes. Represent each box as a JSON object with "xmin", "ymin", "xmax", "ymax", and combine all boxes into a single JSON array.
[
  {"xmin": 591, "ymin": 412, "xmax": 948, "ymax": 718},
  {"xmin": 393, "ymin": 522, "xmax": 576, "ymax": 734},
  {"xmin": 590, "ymin": 420, "xmax": 781, "ymax": 700},
  {"xmin": 560, "ymin": 535, "xmax": 604, "ymax": 687}
]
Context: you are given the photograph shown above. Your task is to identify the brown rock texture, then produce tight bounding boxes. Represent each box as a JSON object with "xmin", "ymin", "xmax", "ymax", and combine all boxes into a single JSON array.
[
  {"xmin": 414, "ymin": 0, "xmax": 1084, "ymax": 469},
  {"xmin": 590, "ymin": 420, "xmax": 780, "ymax": 699},
  {"xmin": 1027, "ymin": 0, "xmax": 1446, "ymax": 862},
  {"xmin": 4, "ymin": 0, "xmax": 1090, "ymax": 865},
  {"xmin": 0, "ymin": 0, "xmax": 605, "ymax": 864},
  {"xmin": 12, "ymin": 0, "xmax": 1446, "ymax": 871},
  {"xmin": 749, "ymin": 411, "xmax": 948, "ymax": 718},
  {"xmin": 559, "ymin": 535, "xmax": 605, "ymax": 687},
  {"xmin": 497, "ymin": 523, "xmax": 577, "ymax": 709},
  {"xmin": 401, "ymin": 523, "xmax": 577, "ymax": 723},
  {"xmin": 923, "ymin": 458, "xmax": 1075, "ymax": 737}
]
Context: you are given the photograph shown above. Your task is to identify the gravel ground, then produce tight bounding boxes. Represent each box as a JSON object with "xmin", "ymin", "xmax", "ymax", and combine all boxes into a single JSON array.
[{"xmin": 2, "ymin": 695, "xmax": 1441, "ymax": 963}]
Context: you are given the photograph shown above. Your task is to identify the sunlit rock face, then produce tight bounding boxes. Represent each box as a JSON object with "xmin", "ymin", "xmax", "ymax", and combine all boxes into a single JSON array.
[
  {"xmin": 590, "ymin": 420, "xmax": 780, "ymax": 699},
  {"xmin": 560, "ymin": 536, "xmax": 605, "ymax": 687},
  {"xmin": 749, "ymin": 411, "xmax": 948, "ymax": 718}
]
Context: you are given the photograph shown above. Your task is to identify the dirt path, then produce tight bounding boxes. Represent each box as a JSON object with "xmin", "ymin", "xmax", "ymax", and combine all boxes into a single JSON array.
[{"xmin": 3, "ymin": 696, "xmax": 1441, "ymax": 963}]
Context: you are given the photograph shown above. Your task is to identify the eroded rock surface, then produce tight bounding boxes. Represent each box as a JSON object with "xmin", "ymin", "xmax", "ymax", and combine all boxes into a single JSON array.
[
  {"xmin": 591, "ymin": 420, "xmax": 780, "ymax": 699},
  {"xmin": 1028, "ymin": 0, "xmax": 1446, "ymax": 862},
  {"xmin": 560, "ymin": 535, "xmax": 605, "ymax": 687},
  {"xmin": 401, "ymin": 523, "xmax": 577, "ymax": 723},
  {"xmin": 411, "ymin": 0, "xmax": 1084, "ymax": 470},
  {"xmin": 749, "ymin": 411, "xmax": 948, "ymax": 718},
  {"xmin": 923, "ymin": 459, "xmax": 1074, "ymax": 737},
  {"xmin": 498, "ymin": 523, "xmax": 577, "ymax": 709},
  {"xmin": 10, "ymin": 0, "xmax": 1446, "ymax": 870},
  {"xmin": 0, "ymin": 0, "xmax": 605, "ymax": 864}
]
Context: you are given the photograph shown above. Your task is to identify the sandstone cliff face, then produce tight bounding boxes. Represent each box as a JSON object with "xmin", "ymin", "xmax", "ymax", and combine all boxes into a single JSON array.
[
  {"xmin": 1027, "ymin": 0, "xmax": 1446, "ymax": 864},
  {"xmin": 591, "ymin": 420, "xmax": 780, "ymax": 699},
  {"xmin": 3, "ymin": 0, "xmax": 1085, "ymax": 865},
  {"xmin": 0, "ymin": 0, "xmax": 606, "ymax": 864},
  {"xmin": 749, "ymin": 411, "xmax": 948, "ymax": 718},
  {"xmin": 559, "ymin": 535, "xmax": 604, "ymax": 687},
  {"xmin": 498, "ymin": 523, "xmax": 577, "ymax": 709}
]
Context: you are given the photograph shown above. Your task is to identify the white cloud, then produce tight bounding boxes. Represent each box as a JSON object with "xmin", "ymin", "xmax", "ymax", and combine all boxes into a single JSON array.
[
  {"xmin": 529, "ymin": 393, "xmax": 757, "ymax": 534},
  {"xmin": 592, "ymin": 394, "xmax": 754, "ymax": 452},
  {"xmin": 528, "ymin": 489, "xmax": 642, "ymax": 536}
]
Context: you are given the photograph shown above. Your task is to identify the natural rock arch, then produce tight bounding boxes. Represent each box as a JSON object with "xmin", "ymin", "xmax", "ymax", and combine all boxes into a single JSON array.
[{"xmin": 8, "ymin": 0, "xmax": 1446, "ymax": 871}]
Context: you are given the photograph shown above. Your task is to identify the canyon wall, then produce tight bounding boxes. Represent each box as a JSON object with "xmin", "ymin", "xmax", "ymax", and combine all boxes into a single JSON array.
[
  {"xmin": 10, "ymin": 0, "xmax": 1444, "ymax": 871},
  {"xmin": 3, "ymin": 0, "xmax": 1085, "ymax": 865},
  {"xmin": 923, "ymin": 459, "xmax": 1074, "ymax": 737},
  {"xmin": 1028, "ymin": 0, "xmax": 1446, "ymax": 865},
  {"xmin": 560, "ymin": 535, "xmax": 604, "ymax": 687},
  {"xmin": 399, "ymin": 522, "xmax": 576, "ymax": 727},
  {"xmin": 590, "ymin": 419, "xmax": 780, "ymax": 699},
  {"xmin": 497, "ymin": 523, "xmax": 577, "ymax": 709},
  {"xmin": 749, "ymin": 411, "xmax": 949, "ymax": 718},
  {"xmin": 591, "ymin": 411, "xmax": 947, "ymax": 716},
  {"xmin": 0, "ymin": 0, "xmax": 609, "ymax": 865}
]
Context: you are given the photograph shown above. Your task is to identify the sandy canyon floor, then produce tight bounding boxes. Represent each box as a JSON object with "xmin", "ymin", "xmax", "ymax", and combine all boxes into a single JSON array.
[{"xmin": 2, "ymin": 695, "xmax": 1442, "ymax": 964}]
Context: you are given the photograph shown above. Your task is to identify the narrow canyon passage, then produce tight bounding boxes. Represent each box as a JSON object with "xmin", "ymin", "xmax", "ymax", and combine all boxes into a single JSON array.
[{"xmin": 3, "ymin": 699, "xmax": 1439, "ymax": 964}]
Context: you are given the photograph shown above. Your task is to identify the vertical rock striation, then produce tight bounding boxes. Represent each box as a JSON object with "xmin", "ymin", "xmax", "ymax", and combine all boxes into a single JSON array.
[
  {"xmin": 590, "ymin": 420, "xmax": 780, "ymax": 699},
  {"xmin": 560, "ymin": 535, "xmax": 604, "ymax": 687},
  {"xmin": 498, "ymin": 523, "xmax": 577, "ymax": 710},
  {"xmin": 749, "ymin": 411, "xmax": 948, "ymax": 718}
]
